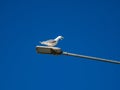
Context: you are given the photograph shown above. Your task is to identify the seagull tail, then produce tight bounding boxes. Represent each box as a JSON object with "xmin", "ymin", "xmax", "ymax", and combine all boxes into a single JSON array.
[
  {"xmin": 40, "ymin": 41, "xmax": 43, "ymax": 44},
  {"xmin": 40, "ymin": 41, "xmax": 46, "ymax": 45}
]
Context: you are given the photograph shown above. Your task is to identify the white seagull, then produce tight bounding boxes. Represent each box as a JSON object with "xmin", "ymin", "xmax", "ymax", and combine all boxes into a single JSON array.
[{"xmin": 40, "ymin": 36, "xmax": 64, "ymax": 47}]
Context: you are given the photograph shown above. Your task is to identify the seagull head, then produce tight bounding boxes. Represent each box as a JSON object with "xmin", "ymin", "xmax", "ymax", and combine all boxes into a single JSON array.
[
  {"xmin": 55, "ymin": 36, "xmax": 64, "ymax": 41},
  {"xmin": 57, "ymin": 36, "xmax": 64, "ymax": 40}
]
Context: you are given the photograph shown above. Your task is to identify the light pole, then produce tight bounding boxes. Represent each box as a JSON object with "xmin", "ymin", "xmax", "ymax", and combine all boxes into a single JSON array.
[{"xmin": 36, "ymin": 46, "xmax": 120, "ymax": 64}]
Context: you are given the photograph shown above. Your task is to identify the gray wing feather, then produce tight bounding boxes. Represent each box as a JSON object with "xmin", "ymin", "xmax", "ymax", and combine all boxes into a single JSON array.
[{"xmin": 42, "ymin": 39, "xmax": 56, "ymax": 43}]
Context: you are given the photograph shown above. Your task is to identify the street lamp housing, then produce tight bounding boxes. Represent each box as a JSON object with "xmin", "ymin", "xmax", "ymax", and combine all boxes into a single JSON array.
[{"xmin": 36, "ymin": 46, "xmax": 62, "ymax": 55}]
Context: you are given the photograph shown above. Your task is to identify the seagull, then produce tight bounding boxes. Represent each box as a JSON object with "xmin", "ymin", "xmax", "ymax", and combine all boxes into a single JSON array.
[{"xmin": 40, "ymin": 36, "xmax": 64, "ymax": 47}]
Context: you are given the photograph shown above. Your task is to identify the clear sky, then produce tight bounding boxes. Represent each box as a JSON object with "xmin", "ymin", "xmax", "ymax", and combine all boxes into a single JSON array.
[{"xmin": 0, "ymin": 0, "xmax": 120, "ymax": 90}]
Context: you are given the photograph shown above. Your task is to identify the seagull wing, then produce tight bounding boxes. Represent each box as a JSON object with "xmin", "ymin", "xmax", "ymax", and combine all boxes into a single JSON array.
[{"xmin": 42, "ymin": 39, "xmax": 56, "ymax": 43}]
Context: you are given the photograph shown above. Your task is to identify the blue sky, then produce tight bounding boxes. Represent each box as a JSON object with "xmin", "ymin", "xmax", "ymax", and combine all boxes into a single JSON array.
[{"xmin": 0, "ymin": 0, "xmax": 120, "ymax": 90}]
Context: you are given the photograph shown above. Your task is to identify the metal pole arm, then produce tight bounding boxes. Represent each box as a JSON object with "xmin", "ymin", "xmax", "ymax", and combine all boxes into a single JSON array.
[
  {"xmin": 36, "ymin": 46, "xmax": 120, "ymax": 64},
  {"xmin": 62, "ymin": 52, "xmax": 120, "ymax": 64}
]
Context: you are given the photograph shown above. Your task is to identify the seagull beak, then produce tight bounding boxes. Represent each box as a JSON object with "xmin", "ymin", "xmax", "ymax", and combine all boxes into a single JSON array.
[{"xmin": 61, "ymin": 37, "xmax": 64, "ymax": 40}]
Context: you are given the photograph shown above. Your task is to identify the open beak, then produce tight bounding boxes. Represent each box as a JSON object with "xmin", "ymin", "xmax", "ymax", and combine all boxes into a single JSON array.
[{"xmin": 60, "ymin": 37, "xmax": 64, "ymax": 40}]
